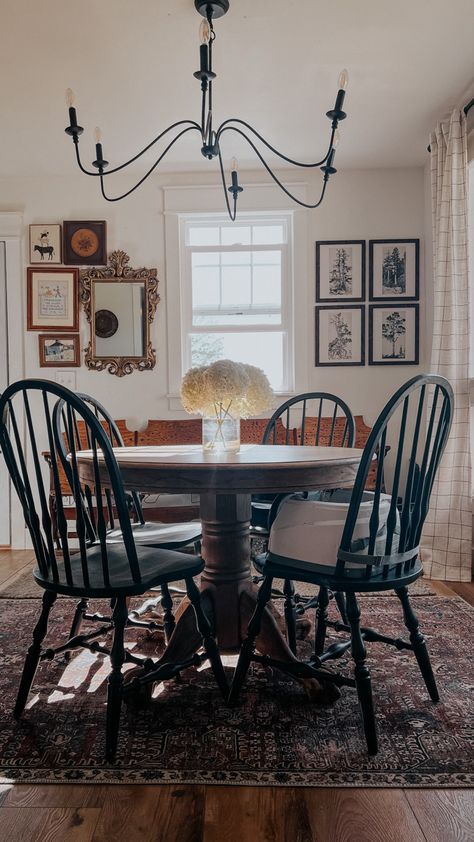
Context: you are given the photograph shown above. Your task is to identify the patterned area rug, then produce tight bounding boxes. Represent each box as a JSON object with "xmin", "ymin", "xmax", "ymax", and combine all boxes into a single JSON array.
[
  {"xmin": 0, "ymin": 595, "xmax": 472, "ymax": 786},
  {"xmin": 0, "ymin": 565, "xmax": 435, "ymax": 598}
]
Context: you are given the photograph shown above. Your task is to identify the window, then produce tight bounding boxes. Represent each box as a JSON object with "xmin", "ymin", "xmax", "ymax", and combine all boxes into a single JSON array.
[{"xmin": 179, "ymin": 214, "xmax": 294, "ymax": 392}]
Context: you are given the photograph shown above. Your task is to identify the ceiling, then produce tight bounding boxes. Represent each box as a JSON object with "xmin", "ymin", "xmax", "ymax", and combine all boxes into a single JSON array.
[{"xmin": 0, "ymin": 0, "xmax": 473, "ymax": 178}]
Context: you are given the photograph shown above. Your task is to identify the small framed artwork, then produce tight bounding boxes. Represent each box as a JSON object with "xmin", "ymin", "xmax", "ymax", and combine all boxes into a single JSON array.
[
  {"xmin": 63, "ymin": 220, "xmax": 107, "ymax": 265},
  {"xmin": 39, "ymin": 334, "xmax": 80, "ymax": 367},
  {"xmin": 29, "ymin": 224, "xmax": 62, "ymax": 264},
  {"xmin": 315, "ymin": 305, "xmax": 365, "ymax": 366},
  {"xmin": 316, "ymin": 240, "xmax": 365, "ymax": 302},
  {"xmin": 27, "ymin": 267, "xmax": 79, "ymax": 331},
  {"xmin": 369, "ymin": 304, "xmax": 419, "ymax": 365},
  {"xmin": 369, "ymin": 239, "xmax": 419, "ymax": 300}
]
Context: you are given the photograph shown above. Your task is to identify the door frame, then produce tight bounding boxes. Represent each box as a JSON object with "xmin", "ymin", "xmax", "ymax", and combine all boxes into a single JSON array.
[{"xmin": 0, "ymin": 212, "xmax": 25, "ymax": 548}]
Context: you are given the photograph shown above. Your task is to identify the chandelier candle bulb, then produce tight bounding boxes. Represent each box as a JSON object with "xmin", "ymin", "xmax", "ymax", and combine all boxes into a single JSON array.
[{"xmin": 338, "ymin": 69, "xmax": 349, "ymax": 91}]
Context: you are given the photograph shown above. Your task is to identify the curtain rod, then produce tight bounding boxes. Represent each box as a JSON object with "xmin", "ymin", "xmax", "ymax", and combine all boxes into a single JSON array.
[{"xmin": 427, "ymin": 98, "xmax": 474, "ymax": 152}]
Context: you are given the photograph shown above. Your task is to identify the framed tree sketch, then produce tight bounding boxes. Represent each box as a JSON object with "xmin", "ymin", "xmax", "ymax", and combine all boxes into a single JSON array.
[
  {"xmin": 63, "ymin": 221, "xmax": 107, "ymax": 265},
  {"xmin": 38, "ymin": 334, "xmax": 80, "ymax": 367},
  {"xmin": 369, "ymin": 239, "xmax": 419, "ymax": 300},
  {"xmin": 315, "ymin": 305, "xmax": 365, "ymax": 366},
  {"xmin": 369, "ymin": 304, "xmax": 419, "ymax": 365},
  {"xmin": 316, "ymin": 240, "xmax": 365, "ymax": 302},
  {"xmin": 29, "ymin": 224, "xmax": 62, "ymax": 264},
  {"xmin": 27, "ymin": 267, "xmax": 79, "ymax": 331}
]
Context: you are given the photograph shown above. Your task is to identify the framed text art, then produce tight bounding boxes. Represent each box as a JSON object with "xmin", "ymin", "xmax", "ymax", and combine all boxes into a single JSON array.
[
  {"xmin": 63, "ymin": 220, "xmax": 107, "ymax": 265},
  {"xmin": 369, "ymin": 303, "xmax": 419, "ymax": 365},
  {"xmin": 369, "ymin": 239, "xmax": 419, "ymax": 301},
  {"xmin": 29, "ymin": 224, "xmax": 62, "ymax": 264},
  {"xmin": 316, "ymin": 240, "xmax": 365, "ymax": 302},
  {"xmin": 38, "ymin": 334, "xmax": 80, "ymax": 367},
  {"xmin": 315, "ymin": 305, "xmax": 365, "ymax": 366},
  {"xmin": 27, "ymin": 267, "xmax": 79, "ymax": 331}
]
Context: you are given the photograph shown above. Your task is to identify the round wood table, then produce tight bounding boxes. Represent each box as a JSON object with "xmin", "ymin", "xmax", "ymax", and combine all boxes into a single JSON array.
[{"xmin": 77, "ymin": 443, "xmax": 363, "ymax": 695}]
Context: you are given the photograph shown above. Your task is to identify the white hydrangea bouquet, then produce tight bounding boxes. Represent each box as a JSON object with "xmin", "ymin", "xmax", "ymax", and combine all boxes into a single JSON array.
[{"xmin": 181, "ymin": 359, "xmax": 274, "ymax": 452}]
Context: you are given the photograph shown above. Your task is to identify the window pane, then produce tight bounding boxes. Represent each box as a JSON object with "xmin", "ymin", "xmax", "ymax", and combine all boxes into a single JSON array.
[
  {"xmin": 221, "ymin": 266, "xmax": 251, "ymax": 307},
  {"xmin": 188, "ymin": 227, "xmax": 220, "ymax": 246},
  {"xmin": 192, "ymin": 252, "xmax": 219, "ymax": 267},
  {"xmin": 221, "ymin": 251, "xmax": 250, "ymax": 265},
  {"xmin": 252, "ymin": 249, "xmax": 281, "ymax": 265},
  {"xmin": 221, "ymin": 226, "xmax": 251, "ymax": 245},
  {"xmin": 253, "ymin": 265, "xmax": 281, "ymax": 306},
  {"xmin": 193, "ymin": 314, "xmax": 281, "ymax": 326},
  {"xmin": 192, "ymin": 267, "xmax": 220, "ymax": 307},
  {"xmin": 190, "ymin": 332, "xmax": 285, "ymax": 391},
  {"xmin": 252, "ymin": 225, "xmax": 285, "ymax": 244}
]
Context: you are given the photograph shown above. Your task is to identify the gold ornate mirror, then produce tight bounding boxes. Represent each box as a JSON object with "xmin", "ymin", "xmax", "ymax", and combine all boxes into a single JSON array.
[{"xmin": 80, "ymin": 250, "xmax": 160, "ymax": 377}]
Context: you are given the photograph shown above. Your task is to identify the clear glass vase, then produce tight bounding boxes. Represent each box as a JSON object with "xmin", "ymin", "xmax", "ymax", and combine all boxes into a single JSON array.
[{"xmin": 202, "ymin": 413, "xmax": 240, "ymax": 454}]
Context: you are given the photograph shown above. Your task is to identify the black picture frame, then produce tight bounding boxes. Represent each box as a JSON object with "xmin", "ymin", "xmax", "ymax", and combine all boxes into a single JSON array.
[
  {"xmin": 315, "ymin": 304, "xmax": 365, "ymax": 367},
  {"xmin": 369, "ymin": 238, "xmax": 419, "ymax": 301},
  {"xmin": 63, "ymin": 220, "xmax": 107, "ymax": 266},
  {"xmin": 316, "ymin": 240, "xmax": 366, "ymax": 302},
  {"xmin": 369, "ymin": 303, "xmax": 419, "ymax": 365}
]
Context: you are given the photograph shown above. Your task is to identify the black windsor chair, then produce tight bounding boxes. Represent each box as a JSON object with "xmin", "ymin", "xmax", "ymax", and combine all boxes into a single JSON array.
[
  {"xmin": 230, "ymin": 375, "xmax": 454, "ymax": 755},
  {"xmin": 53, "ymin": 392, "xmax": 202, "ymax": 641},
  {"xmin": 251, "ymin": 392, "xmax": 356, "ymax": 653},
  {"xmin": 0, "ymin": 380, "xmax": 227, "ymax": 761}
]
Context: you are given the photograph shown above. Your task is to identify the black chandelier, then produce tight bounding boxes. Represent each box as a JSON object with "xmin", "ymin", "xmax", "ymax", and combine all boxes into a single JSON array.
[{"xmin": 65, "ymin": 0, "xmax": 348, "ymax": 221}]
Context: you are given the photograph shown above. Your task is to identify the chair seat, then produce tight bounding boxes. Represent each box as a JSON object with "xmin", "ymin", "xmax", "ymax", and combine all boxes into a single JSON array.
[
  {"xmin": 34, "ymin": 544, "xmax": 204, "ymax": 597},
  {"xmin": 106, "ymin": 520, "xmax": 201, "ymax": 549}
]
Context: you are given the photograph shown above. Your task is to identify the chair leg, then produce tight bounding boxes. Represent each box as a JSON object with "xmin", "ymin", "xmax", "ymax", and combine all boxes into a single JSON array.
[
  {"xmin": 65, "ymin": 597, "xmax": 89, "ymax": 662},
  {"xmin": 14, "ymin": 589, "xmax": 57, "ymax": 719},
  {"xmin": 160, "ymin": 582, "xmax": 176, "ymax": 644},
  {"xmin": 228, "ymin": 575, "xmax": 274, "ymax": 705},
  {"xmin": 314, "ymin": 586, "xmax": 330, "ymax": 656},
  {"xmin": 396, "ymin": 585, "xmax": 439, "ymax": 702},
  {"xmin": 333, "ymin": 591, "xmax": 348, "ymax": 624},
  {"xmin": 283, "ymin": 578, "xmax": 297, "ymax": 654},
  {"xmin": 105, "ymin": 597, "xmax": 128, "ymax": 763},
  {"xmin": 346, "ymin": 592, "xmax": 378, "ymax": 755},
  {"xmin": 185, "ymin": 577, "xmax": 229, "ymax": 700}
]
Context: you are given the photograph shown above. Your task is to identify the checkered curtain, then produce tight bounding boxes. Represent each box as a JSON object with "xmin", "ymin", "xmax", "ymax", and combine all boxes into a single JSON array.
[{"xmin": 421, "ymin": 109, "xmax": 472, "ymax": 581}]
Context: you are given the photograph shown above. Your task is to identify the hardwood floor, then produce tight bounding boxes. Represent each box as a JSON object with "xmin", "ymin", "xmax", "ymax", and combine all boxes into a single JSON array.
[{"xmin": 0, "ymin": 550, "xmax": 473, "ymax": 842}]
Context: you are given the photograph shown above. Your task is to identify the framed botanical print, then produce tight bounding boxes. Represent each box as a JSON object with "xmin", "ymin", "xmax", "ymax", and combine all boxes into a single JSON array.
[
  {"xmin": 29, "ymin": 224, "xmax": 62, "ymax": 264},
  {"xmin": 39, "ymin": 334, "xmax": 80, "ymax": 367},
  {"xmin": 27, "ymin": 267, "xmax": 79, "ymax": 331},
  {"xmin": 369, "ymin": 304, "xmax": 419, "ymax": 365},
  {"xmin": 316, "ymin": 240, "xmax": 365, "ymax": 302},
  {"xmin": 315, "ymin": 305, "xmax": 365, "ymax": 366},
  {"xmin": 369, "ymin": 239, "xmax": 419, "ymax": 300},
  {"xmin": 63, "ymin": 220, "xmax": 107, "ymax": 265}
]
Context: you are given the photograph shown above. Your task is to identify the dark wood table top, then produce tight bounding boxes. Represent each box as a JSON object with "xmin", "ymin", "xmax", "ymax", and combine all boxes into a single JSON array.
[{"xmin": 76, "ymin": 443, "xmax": 363, "ymax": 495}]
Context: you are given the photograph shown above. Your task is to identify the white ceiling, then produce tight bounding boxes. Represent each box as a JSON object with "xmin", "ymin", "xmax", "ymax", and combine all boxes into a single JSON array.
[{"xmin": 0, "ymin": 0, "xmax": 473, "ymax": 178}]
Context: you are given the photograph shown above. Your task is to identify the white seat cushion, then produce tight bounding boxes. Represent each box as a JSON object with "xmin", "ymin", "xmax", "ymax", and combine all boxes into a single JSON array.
[{"xmin": 268, "ymin": 490, "xmax": 397, "ymax": 571}]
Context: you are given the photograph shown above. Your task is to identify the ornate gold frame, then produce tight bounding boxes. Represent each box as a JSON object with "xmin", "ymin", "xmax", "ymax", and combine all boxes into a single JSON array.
[{"xmin": 80, "ymin": 250, "xmax": 160, "ymax": 377}]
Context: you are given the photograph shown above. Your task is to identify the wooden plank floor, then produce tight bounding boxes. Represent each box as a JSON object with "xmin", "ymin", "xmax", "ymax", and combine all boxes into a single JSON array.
[{"xmin": 0, "ymin": 550, "xmax": 473, "ymax": 842}]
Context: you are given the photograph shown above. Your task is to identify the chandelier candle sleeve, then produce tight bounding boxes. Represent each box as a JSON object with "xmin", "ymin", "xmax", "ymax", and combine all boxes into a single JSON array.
[{"xmin": 64, "ymin": 0, "xmax": 349, "ymax": 219}]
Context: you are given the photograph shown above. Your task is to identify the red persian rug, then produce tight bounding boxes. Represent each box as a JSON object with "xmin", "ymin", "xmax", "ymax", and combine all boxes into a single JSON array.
[{"xmin": 0, "ymin": 595, "xmax": 473, "ymax": 786}]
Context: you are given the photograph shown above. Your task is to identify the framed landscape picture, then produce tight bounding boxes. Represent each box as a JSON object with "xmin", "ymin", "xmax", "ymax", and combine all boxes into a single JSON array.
[
  {"xmin": 315, "ymin": 305, "xmax": 365, "ymax": 366},
  {"xmin": 27, "ymin": 267, "xmax": 79, "ymax": 331},
  {"xmin": 369, "ymin": 239, "xmax": 419, "ymax": 300},
  {"xmin": 63, "ymin": 220, "xmax": 107, "ymax": 265},
  {"xmin": 39, "ymin": 334, "xmax": 80, "ymax": 367},
  {"xmin": 29, "ymin": 224, "xmax": 62, "ymax": 264},
  {"xmin": 369, "ymin": 304, "xmax": 419, "ymax": 365},
  {"xmin": 316, "ymin": 240, "xmax": 365, "ymax": 302}
]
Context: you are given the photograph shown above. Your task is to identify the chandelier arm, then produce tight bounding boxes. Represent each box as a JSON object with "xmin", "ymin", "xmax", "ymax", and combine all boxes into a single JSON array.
[
  {"xmin": 97, "ymin": 126, "xmax": 202, "ymax": 202},
  {"xmin": 73, "ymin": 120, "xmax": 202, "ymax": 177},
  {"xmin": 218, "ymin": 126, "xmax": 330, "ymax": 209},
  {"xmin": 217, "ymin": 145, "xmax": 237, "ymax": 221},
  {"xmin": 216, "ymin": 119, "xmax": 336, "ymax": 168}
]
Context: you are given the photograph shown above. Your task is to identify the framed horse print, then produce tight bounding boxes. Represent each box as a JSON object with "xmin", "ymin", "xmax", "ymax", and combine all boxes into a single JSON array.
[{"xmin": 29, "ymin": 224, "xmax": 62, "ymax": 264}]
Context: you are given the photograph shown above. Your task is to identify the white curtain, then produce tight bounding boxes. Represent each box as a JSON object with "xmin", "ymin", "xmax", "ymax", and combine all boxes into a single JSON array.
[{"xmin": 421, "ymin": 109, "xmax": 472, "ymax": 581}]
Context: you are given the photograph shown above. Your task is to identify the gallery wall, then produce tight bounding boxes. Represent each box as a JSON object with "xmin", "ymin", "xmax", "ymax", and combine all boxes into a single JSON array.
[{"xmin": 0, "ymin": 164, "xmax": 427, "ymax": 431}]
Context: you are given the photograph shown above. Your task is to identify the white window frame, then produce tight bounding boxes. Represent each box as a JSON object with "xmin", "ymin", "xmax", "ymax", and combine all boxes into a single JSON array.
[{"xmin": 178, "ymin": 212, "xmax": 294, "ymax": 393}]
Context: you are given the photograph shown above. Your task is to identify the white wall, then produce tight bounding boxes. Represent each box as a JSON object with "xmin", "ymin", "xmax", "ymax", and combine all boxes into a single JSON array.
[{"xmin": 0, "ymin": 164, "xmax": 426, "ymax": 431}]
